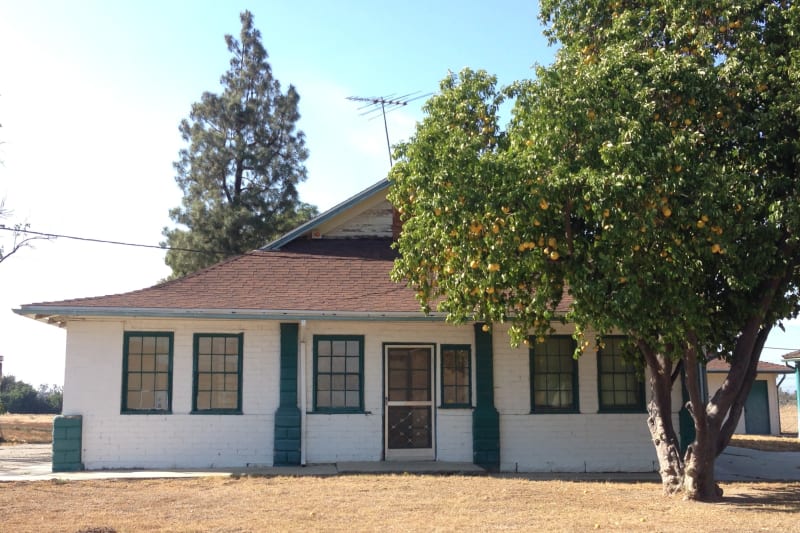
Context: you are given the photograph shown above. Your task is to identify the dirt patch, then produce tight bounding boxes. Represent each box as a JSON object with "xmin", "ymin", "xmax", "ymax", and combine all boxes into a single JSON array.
[
  {"xmin": 0, "ymin": 414, "xmax": 54, "ymax": 445},
  {"xmin": 0, "ymin": 476, "xmax": 798, "ymax": 532}
]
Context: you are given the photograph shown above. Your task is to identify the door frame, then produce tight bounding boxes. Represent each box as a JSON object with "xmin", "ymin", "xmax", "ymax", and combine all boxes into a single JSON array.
[{"xmin": 383, "ymin": 343, "xmax": 436, "ymax": 461}]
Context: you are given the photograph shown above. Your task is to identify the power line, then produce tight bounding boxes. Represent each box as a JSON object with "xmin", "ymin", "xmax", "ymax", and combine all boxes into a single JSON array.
[{"xmin": 0, "ymin": 226, "xmax": 225, "ymax": 256}]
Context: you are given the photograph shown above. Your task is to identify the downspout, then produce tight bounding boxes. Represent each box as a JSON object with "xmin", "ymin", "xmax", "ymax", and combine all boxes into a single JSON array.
[
  {"xmin": 787, "ymin": 361, "xmax": 800, "ymax": 440},
  {"xmin": 299, "ymin": 320, "xmax": 308, "ymax": 465},
  {"xmin": 794, "ymin": 363, "xmax": 799, "ymax": 440}
]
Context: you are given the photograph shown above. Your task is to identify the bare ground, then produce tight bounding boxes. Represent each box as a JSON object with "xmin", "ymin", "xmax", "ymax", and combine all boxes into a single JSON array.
[{"xmin": 0, "ymin": 476, "xmax": 799, "ymax": 532}]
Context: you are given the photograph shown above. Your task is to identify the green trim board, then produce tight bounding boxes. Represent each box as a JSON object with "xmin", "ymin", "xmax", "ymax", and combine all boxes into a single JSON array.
[
  {"xmin": 52, "ymin": 415, "xmax": 83, "ymax": 472},
  {"xmin": 529, "ymin": 335, "xmax": 579, "ymax": 413},
  {"xmin": 191, "ymin": 333, "xmax": 243, "ymax": 414},
  {"xmin": 121, "ymin": 331, "xmax": 174, "ymax": 414},
  {"xmin": 274, "ymin": 323, "xmax": 301, "ymax": 466},
  {"xmin": 313, "ymin": 335, "xmax": 365, "ymax": 413},
  {"xmin": 472, "ymin": 324, "xmax": 500, "ymax": 469},
  {"xmin": 440, "ymin": 344, "xmax": 472, "ymax": 408}
]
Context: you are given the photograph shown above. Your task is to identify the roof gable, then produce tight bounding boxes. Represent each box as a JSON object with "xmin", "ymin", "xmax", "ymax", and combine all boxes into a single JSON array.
[{"xmin": 264, "ymin": 179, "xmax": 392, "ymax": 250}]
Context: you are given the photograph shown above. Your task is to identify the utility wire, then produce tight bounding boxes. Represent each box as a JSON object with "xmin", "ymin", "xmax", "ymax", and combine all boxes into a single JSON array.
[{"xmin": 0, "ymin": 226, "xmax": 226, "ymax": 255}]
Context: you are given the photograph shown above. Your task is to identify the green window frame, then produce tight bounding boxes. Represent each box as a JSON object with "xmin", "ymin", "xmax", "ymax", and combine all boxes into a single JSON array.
[
  {"xmin": 192, "ymin": 333, "xmax": 243, "ymax": 414},
  {"xmin": 121, "ymin": 332, "xmax": 173, "ymax": 414},
  {"xmin": 597, "ymin": 336, "xmax": 645, "ymax": 413},
  {"xmin": 313, "ymin": 335, "xmax": 364, "ymax": 413},
  {"xmin": 530, "ymin": 335, "xmax": 579, "ymax": 413},
  {"xmin": 441, "ymin": 344, "xmax": 472, "ymax": 408}
]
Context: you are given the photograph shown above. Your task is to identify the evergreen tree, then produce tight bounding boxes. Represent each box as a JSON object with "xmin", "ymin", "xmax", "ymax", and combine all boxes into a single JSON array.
[{"xmin": 162, "ymin": 11, "xmax": 317, "ymax": 278}]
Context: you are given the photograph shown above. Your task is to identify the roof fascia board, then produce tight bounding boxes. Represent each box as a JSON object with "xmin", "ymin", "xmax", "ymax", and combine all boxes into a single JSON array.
[
  {"xmin": 14, "ymin": 305, "xmax": 445, "ymax": 323},
  {"xmin": 263, "ymin": 179, "xmax": 391, "ymax": 250},
  {"xmin": 706, "ymin": 367, "xmax": 794, "ymax": 374}
]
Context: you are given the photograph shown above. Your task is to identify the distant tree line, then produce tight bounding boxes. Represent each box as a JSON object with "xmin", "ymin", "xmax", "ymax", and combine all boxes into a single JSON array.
[
  {"xmin": 779, "ymin": 388, "xmax": 797, "ymax": 406},
  {"xmin": 0, "ymin": 376, "xmax": 62, "ymax": 414}
]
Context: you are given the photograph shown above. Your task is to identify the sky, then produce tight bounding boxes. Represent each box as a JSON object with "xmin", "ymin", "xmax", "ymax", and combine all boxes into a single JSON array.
[{"xmin": 0, "ymin": 0, "xmax": 797, "ymax": 393}]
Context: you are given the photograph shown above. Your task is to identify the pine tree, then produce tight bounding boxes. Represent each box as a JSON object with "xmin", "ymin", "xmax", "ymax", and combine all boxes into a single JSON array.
[{"xmin": 162, "ymin": 11, "xmax": 316, "ymax": 278}]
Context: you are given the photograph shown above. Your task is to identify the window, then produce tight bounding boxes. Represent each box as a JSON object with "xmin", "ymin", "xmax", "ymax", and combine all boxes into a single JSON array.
[
  {"xmin": 314, "ymin": 335, "xmax": 363, "ymax": 412},
  {"xmin": 122, "ymin": 332, "xmax": 173, "ymax": 413},
  {"xmin": 530, "ymin": 335, "xmax": 578, "ymax": 413},
  {"xmin": 441, "ymin": 345, "xmax": 471, "ymax": 407},
  {"xmin": 193, "ymin": 333, "xmax": 243, "ymax": 413},
  {"xmin": 597, "ymin": 336, "xmax": 645, "ymax": 412}
]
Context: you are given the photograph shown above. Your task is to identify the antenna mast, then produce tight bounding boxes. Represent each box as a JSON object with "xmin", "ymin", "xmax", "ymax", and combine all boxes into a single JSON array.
[{"xmin": 347, "ymin": 92, "xmax": 430, "ymax": 167}]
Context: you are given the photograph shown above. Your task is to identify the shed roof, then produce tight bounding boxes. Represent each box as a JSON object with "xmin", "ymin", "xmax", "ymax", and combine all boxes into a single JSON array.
[{"xmin": 706, "ymin": 358, "xmax": 793, "ymax": 374}]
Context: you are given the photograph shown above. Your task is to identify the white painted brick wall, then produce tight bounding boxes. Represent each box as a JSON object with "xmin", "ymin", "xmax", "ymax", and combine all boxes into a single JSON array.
[
  {"xmin": 300, "ymin": 320, "xmax": 474, "ymax": 463},
  {"xmin": 436, "ymin": 409, "xmax": 473, "ymax": 462},
  {"xmin": 63, "ymin": 316, "xmax": 682, "ymax": 471},
  {"xmin": 492, "ymin": 324, "xmax": 680, "ymax": 472},
  {"xmin": 64, "ymin": 318, "xmax": 280, "ymax": 469}
]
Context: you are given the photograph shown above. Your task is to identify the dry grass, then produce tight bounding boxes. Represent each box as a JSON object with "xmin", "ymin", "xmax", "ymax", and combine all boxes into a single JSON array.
[
  {"xmin": 781, "ymin": 402, "xmax": 797, "ymax": 435},
  {"xmin": 729, "ymin": 434, "xmax": 800, "ymax": 452},
  {"xmin": 725, "ymin": 402, "xmax": 799, "ymax": 452},
  {"xmin": 0, "ymin": 476, "xmax": 798, "ymax": 532},
  {"xmin": 0, "ymin": 414, "xmax": 54, "ymax": 445}
]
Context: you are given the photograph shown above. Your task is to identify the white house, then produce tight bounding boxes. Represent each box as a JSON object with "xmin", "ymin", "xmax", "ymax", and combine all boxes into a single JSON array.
[{"xmin": 18, "ymin": 179, "xmax": 688, "ymax": 473}]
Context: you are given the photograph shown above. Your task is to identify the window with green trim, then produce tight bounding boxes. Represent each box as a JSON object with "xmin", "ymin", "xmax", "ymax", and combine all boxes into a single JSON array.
[
  {"xmin": 314, "ymin": 335, "xmax": 363, "ymax": 412},
  {"xmin": 122, "ymin": 332, "xmax": 173, "ymax": 413},
  {"xmin": 193, "ymin": 333, "xmax": 243, "ymax": 413},
  {"xmin": 597, "ymin": 336, "xmax": 644, "ymax": 412},
  {"xmin": 530, "ymin": 335, "xmax": 578, "ymax": 413},
  {"xmin": 441, "ymin": 345, "xmax": 471, "ymax": 407}
]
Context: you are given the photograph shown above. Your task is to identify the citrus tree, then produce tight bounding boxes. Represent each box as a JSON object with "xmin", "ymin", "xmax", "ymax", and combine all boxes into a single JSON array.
[{"xmin": 389, "ymin": 0, "xmax": 800, "ymax": 502}]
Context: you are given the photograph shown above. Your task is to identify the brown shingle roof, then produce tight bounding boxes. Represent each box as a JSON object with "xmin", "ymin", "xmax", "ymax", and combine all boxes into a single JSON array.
[
  {"xmin": 706, "ymin": 358, "xmax": 793, "ymax": 374},
  {"xmin": 26, "ymin": 239, "xmax": 420, "ymax": 314},
  {"xmin": 20, "ymin": 237, "xmax": 575, "ymax": 319}
]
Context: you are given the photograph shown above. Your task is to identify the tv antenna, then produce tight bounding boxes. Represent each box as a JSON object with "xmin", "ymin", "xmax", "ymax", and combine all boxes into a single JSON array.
[{"xmin": 347, "ymin": 92, "xmax": 431, "ymax": 167}]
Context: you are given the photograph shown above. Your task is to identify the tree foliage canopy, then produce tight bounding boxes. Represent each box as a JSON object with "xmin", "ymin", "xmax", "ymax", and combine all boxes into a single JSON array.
[
  {"xmin": 389, "ymin": 0, "xmax": 799, "ymax": 501},
  {"xmin": 0, "ymin": 376, "xmax": 62, "ymax": 414},
  {"xmin": 162, "ymin": 11, "xmax": 317, "ymax": 278}
]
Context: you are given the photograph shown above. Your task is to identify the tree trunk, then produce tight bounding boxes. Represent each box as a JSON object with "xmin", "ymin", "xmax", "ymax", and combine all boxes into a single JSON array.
[
  {"xmin": 680, "ymin": 341, "xmax": 724, "ymax": 501},
  {"xmin": 642, "ymin": 345, "xmax": 684, "ymax": 495},
  {"xmin": 647, "ymin": 396, "xmax": 684, "ymax": 495},
  {"xmin": 683, "ymin": 432, "xmax": 723, "ymax": 501}
]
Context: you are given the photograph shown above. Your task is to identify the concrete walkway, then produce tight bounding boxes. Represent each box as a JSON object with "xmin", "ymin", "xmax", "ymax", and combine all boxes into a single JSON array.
[
  {"xmin": 716, "ymin": 445, "xmax": 800, "ymax": 482},
  {"xmin": 0, "ymin": 445, "xmax": 484, "ymax": 481},
  {"xmin": 2, "ymin": 444, "xmax": 799, "ymax": 482}
]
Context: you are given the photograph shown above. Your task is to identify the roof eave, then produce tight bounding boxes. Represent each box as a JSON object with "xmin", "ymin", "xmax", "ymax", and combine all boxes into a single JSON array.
[
  {"xmin": 14, "ymin": 305, "xmax": 445, "ymax": 324},
  {"xmin": 782, "ymin": 352, "xmax": 800, "ymax": 363},
  {"xmin": 706, "ymin": 367, "xmax": 794, "ymax": 374}
]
